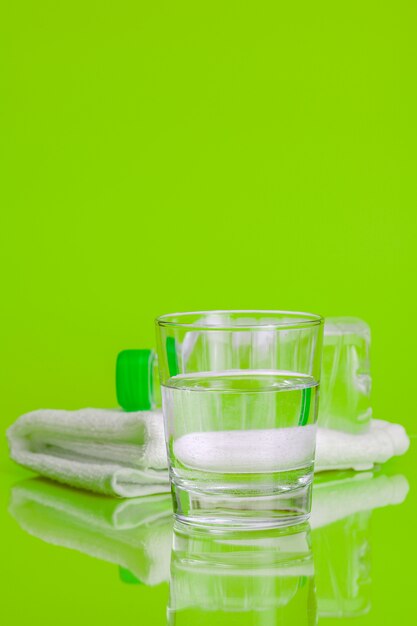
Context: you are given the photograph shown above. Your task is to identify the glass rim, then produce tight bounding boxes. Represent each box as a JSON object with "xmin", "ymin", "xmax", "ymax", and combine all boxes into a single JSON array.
[{"xmin": 155, "ymin": 309, "xmax": 323, "ymax": 330}]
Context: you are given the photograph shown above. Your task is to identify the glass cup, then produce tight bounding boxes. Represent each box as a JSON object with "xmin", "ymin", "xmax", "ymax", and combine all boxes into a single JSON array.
[{"xmin": 155, "ymin": 310, "xmax": 324, "ymax": 530}]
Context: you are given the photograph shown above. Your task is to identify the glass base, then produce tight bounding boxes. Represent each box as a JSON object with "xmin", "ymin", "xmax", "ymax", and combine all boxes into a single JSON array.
[{"xmin": 171, "ymin": 467, "xmax": 313, "ymax": 531}]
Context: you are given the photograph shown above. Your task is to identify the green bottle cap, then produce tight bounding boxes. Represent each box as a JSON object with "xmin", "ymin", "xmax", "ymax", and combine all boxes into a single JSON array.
[
  {"xmin": 118, "ymin": 566, "xmax": 143, "ymax": 585},
  {"xmin": 116, "ymin": 349, "xmax": 155, "ymax": 411}
]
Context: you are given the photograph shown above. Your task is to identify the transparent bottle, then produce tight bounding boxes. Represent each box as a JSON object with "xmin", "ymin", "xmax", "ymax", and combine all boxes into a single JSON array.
[{"xmin": 318, "ymin": 318, "xmax": 372, "ymax": 434}]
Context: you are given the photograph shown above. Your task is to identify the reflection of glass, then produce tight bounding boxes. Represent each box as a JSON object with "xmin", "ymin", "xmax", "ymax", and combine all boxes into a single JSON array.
[
  {"xmin": 9, "ymin": 478, "xmax": 172, "ymax": 586},
  {"xmin": 168, "ymin": 523, "xmax": 317, "ymax": 625},
  {"xmin": 311, "ymin": 471, "xmax": 409, "ymax": 618},
  {"xmin": 156, "ymin": 310, "xmax": 324, "ymax": 529}
]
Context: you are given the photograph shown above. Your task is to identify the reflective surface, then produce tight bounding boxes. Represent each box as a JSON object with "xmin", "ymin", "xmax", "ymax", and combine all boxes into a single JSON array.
[{"xmin": 1, "ymin": 443, "xmax": 416, "ymax": 625}]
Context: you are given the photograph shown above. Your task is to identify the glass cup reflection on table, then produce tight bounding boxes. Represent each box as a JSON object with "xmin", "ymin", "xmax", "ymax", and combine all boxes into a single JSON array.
[
  {"xmin": 168, "ymin": 522, "xmax": 316, "ymax": 626},
  {"xmin": 156, "ymin": 310, "xmax": 324, "ymax": 530}
]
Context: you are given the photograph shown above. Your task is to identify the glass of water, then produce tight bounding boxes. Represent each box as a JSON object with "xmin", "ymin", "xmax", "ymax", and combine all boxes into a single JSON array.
[{"xmin": 155, "ymin": 310, "xmax": 324, "ymax": 530}]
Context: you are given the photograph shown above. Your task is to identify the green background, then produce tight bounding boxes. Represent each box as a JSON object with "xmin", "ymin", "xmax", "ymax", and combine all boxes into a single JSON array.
[
  {"xmin": 1, "ymin": 0, "xmax": 417, "ymax": 436},
  {"xmin": 0, "ymin": 2, "xmax": 416, "ymax": 625}
]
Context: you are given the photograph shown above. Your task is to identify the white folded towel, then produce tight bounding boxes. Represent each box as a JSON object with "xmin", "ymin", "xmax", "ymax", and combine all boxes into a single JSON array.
[
  {"xmin": 7, "ymin": 408, "xmax": 410, "ymax": 497},
  {"xmin": 7, "ymin": 408, "xmax": 169, "ymax": 497},
  {"xmin": 315, "ymin": 419, "xmax": 410, "ymax": 472},
  {"xmin": 174, "ymin": 420, "xmax": 410, "ymax": 474},
  {"xmin": 173, "ymin": 425, "xmax": 317, "ymax": 473}
]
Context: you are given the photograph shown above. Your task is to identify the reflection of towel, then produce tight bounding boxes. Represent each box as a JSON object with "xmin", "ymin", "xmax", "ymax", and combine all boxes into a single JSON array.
[
  {"xmin": 7, "ymin": 408, "xmax": 169, "ymax": 497},
  {"xmin": 9, "ymin": 478, "xmax": 172, "ymax": 586},
  {"xmin": 311, "ymin": 472, "xmax": 409, "ymax": 528}
]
